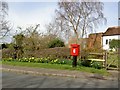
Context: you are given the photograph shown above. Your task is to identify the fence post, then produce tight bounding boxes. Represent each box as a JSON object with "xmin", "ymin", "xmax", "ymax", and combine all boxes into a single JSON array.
[
  {"xmin": 103, "ymin": 53, "xmax": 105, "ymax": 67},
  {"xmin": 105, "ymin": 51, "xmax": 108, "ymax": 69},
  {"xmin": 103, "ymin": 51, "xmax": 107, "ymax": 69}
]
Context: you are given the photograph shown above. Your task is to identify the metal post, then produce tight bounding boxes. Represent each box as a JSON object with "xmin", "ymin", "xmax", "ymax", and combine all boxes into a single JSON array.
[{"xmin": 72, "ymin": 56, "xmax": 77, "ymax": 67}]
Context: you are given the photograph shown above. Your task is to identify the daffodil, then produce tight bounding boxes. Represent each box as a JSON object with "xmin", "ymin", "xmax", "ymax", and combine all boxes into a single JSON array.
[
  {"xmin": 9, "ymin": 58, "xmax": 12, "ymax": 60},
  {"xmin": 31, "ymin": 57, "xmax": 34, "ymax": 60}
]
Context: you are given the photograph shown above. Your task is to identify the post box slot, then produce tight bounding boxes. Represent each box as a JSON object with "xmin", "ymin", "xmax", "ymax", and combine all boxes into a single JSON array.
[{"xmin": 72, "ymin": 46, "xmax": 77, "ymax": 48}]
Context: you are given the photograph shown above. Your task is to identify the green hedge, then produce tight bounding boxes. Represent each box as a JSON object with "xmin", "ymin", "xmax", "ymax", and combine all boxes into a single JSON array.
[
  {"xmin": 2, "ymin": 47, "xmax": 70, "ymax": 60},
  {"xmin": 48, "ymin": 38, "xmax": 65, "ymax": 48}
]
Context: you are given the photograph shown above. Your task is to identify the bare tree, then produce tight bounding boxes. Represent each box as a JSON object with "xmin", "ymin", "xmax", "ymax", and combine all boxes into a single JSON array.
[
  {"xmin": 46, "ymin": 18, "xmax": 72, "ymax": 43},
  {"xmin": 20, "ymin": 24, "xmax": 42, "ymax": 51},
  {"xmin": 0, "ymin": 1, "xmax": 10, "ymax": 38},
  {"xmin": 46, "ymin": 19, "xmax": 60, "ymax": 36},
  {"xmin": 55, "ymin": 0, "xmax": 106, "ymax": 44}
]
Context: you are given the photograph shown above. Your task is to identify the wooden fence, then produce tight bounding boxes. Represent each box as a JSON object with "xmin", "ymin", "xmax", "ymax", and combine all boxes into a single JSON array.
[
  {"xmin": 88, "ymin": 52, "xmax": 107, "ymax": 68},
  {"xmin": 88, "ymin": 51, "xmax": 118, "ymax": 70}
]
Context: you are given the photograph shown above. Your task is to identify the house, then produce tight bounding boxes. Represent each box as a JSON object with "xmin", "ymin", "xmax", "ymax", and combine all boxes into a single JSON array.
[
  {"xmin": 102, "ymin": 26, "xmax": 120, "ymax": 51},
  {"xmin": 67, "ymin": 26, "xmax": 120, "ymax": 51},
  {"xmin": 87, "ymin": 26, "xmax": 120, "ymax": 51},
  {"xmin": 68, "ymin": 33, "xmax": 104, "ymax": 50}
]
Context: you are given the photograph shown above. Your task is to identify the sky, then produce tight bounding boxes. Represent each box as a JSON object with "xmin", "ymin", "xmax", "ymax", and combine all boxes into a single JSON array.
[
  {"xmin": 8, "ymin": 2, "xmax": 58, "ymax": 33},
  {"xmin": 118, "ymin": 1, "xmax": 120, "ymax": 26},
  {"xmin": 1, "ymin": 0, "xmax": 120, "ymax": 43}
]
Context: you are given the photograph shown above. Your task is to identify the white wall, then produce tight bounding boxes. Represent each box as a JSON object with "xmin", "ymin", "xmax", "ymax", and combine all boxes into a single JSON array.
[{"xmin": 102, "ymin": 35, "xmax": 120, "ymax": 50}]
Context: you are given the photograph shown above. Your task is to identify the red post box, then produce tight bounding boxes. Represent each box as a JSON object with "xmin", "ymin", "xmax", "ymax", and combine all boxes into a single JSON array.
[{"xmin": 70, "ymin": 44, "xmax": 80, "ymax": 56}]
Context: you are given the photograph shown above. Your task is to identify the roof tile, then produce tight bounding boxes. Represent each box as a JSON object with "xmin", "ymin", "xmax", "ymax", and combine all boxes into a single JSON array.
[{"xmin": 103, "ymin": 26, "xmax": 120, "ymax": 36}]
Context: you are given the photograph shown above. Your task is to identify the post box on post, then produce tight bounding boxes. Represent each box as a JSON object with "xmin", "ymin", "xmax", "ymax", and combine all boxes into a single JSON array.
[{"xmin": 70, "ymin": 44, "xmax": 80, "ymax": 67}]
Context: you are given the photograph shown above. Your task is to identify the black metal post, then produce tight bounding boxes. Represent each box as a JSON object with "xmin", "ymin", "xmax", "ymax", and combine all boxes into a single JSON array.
[{"xmin": 72, "ymin": 56, "xmax": 77, "ymax": 67}]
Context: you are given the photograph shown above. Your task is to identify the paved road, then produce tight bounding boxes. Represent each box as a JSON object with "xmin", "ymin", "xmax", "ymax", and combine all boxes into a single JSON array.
[
  {"xmin": 0, "ymin": 71, "xmax": 2, "ymax": 89},
  {"xmin": 2, "ymin": 71, "xmax": 118, "ymax": 88}
]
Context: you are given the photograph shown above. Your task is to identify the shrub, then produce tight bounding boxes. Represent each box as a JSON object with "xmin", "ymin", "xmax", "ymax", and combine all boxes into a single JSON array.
[
  {"xmin": 3, "ymin": 47, "xmax": 70, "ymax": 60},
  {"xmin": 80, "ymin": 48, "xmax": 104, "ymax": 60},
  {"xmin": 81, "ymin": 60, "xmax": 91, "ymax": 67},
  {"xmin": 80, "ymin": 49, "xmax": 89, "ymax": 60},
  {"xmin": 1, "ymin": 43, "xmax": 8, "ymax": 49},
  {"xmin": 90, "ymin": 61, "xmax": 103, "ymax": 69},
  {"xmin": 109, "ymin": 39, "xmax": 120, "ymax": 50},
  {"xmin": 48, "ymin": 38, "xmax": 65, "ymax": 48},
  {"xmin": 77, "ymin": 60, "xmax": 82, "ymax": 66},
  {"xmin": 29, "ymin": 47, "xmax": 70, "ymax": 60},
  {"xmin": 80, "ymin": 59, "xmax": 103, "ymax": 69},
  {"xmin": 2, "ymin": 49, "xmax": 14, "ymax": 58}
]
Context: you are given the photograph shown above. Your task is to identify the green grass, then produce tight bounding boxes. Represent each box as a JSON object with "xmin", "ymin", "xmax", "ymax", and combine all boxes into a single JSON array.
[{"xmin": 2, "ymin": 60, "xmax": 109, "ymax": 76}]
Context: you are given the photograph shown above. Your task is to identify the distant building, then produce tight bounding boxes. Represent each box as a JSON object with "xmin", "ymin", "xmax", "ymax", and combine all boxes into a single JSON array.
[
  {"xmin": 87, "ymin": 26, "xmax": 120, "ymax": 51},
  {"xmin": 67, "ymin": 26, "xmax": 120, "ymax": 51},
  {"xmin": 102, "ymin": 26, "xmax": 120, "ymax": 50},
  {"xmin": 87, "ymin": 32, "xmax": 103, "ymax": 49}
]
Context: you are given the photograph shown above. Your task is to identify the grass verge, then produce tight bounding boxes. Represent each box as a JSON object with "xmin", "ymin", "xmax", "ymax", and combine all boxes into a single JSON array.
[{"xmin": 2, "ymin": 60, "xmax": 109, "ymax": 76}]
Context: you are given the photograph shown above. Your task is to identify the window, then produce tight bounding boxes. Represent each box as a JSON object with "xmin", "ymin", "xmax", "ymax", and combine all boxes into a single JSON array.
[
  {"xmin": 109, "ymin": 39, "xmax": 111, "ymax": 44},
  {"xmin": 109, "ymin": 39, "xmax": 111, "ymax": 42},
  {"xmin": 109, "ymin": 39, "xmax": 111, "ymax": 41},
  {"xmin": 106, "ymin": 39, "xmax": 108, "ymax": 44}
]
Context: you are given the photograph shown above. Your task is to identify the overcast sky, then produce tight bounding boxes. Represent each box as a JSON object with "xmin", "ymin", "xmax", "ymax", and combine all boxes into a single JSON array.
[
  {"xmin": 8, "ymin": 2, "xmax": 58, "ymax": 33},
  {"xmin": 1, "ymin": 0, "xmax": 119, "ymax": 43}
]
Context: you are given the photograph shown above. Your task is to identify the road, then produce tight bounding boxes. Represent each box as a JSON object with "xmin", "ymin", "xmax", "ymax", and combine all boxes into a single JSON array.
[{"xmin": 2, "ymin": 71, "xmax": 118, "ymax": 88}]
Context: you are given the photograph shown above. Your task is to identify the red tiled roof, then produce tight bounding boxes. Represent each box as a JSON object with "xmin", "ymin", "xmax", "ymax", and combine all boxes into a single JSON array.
[{"xmin": 103, "ymin": 26, "xmax": 120, "ymax": 36}]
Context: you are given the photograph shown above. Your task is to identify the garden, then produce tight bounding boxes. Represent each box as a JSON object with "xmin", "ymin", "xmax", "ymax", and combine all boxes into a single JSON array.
[
  {"xmin": 2, "ymin": 56, "xmax": 103, "ymax": 69},
  {"xmin": 1, "ymin": 26, "xmax": 119, "ymax": 76}
]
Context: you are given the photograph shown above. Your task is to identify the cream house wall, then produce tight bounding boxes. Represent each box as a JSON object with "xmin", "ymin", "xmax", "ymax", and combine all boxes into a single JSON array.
[{"xmin": 102, "ymin": 35, "xmax": 120, "ymax": 50}]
